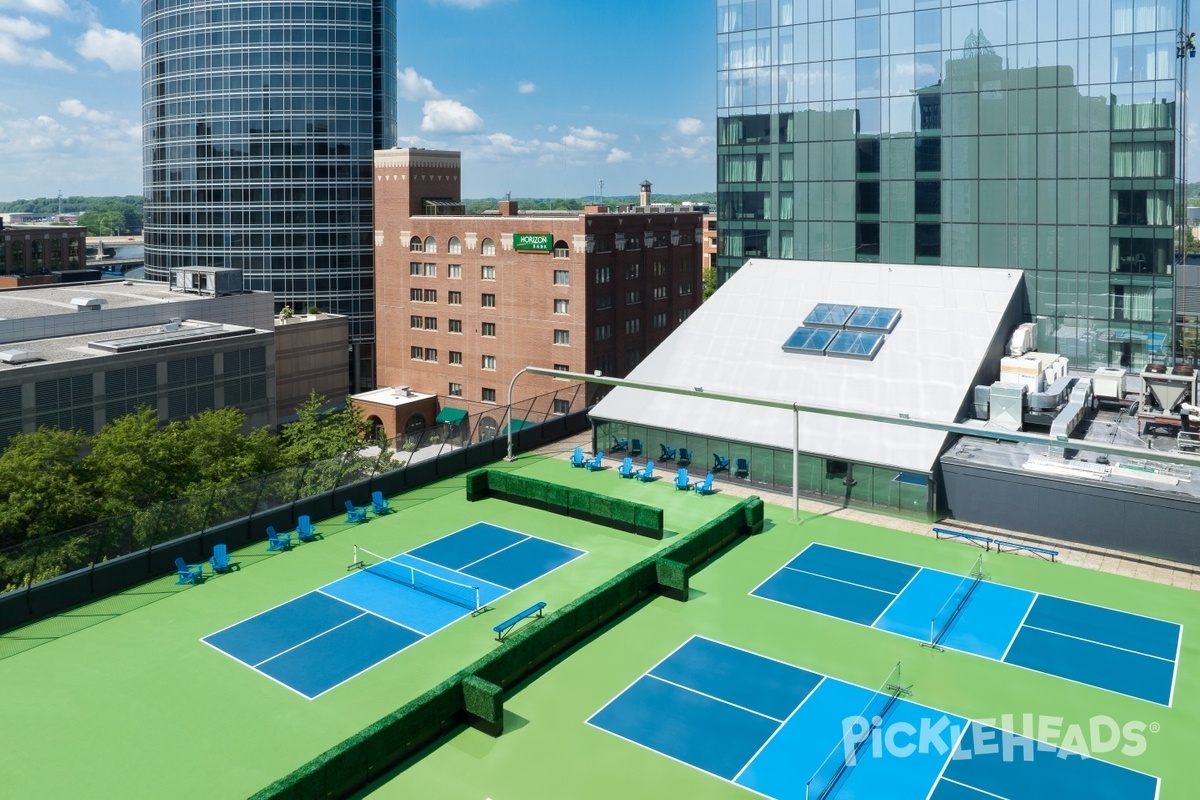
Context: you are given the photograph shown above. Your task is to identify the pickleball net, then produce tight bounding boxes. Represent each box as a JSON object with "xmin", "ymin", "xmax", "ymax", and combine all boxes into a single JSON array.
[
  {"xmin": 351, "ymin": 545, "xmax": 481, "ymax": 613},
  {"xmin": 805, "ymin": 661, "xmax": 909, "ymax": 800},
  {"xmin": 928, "ymin": 553, "xmax": 985, "ymax": 648}
]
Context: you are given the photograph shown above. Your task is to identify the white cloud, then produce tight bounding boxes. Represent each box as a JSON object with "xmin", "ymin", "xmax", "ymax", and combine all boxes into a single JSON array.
[
  {"xmin": 398, "ymin": 67, "xmax": 441, "ymax": 101},
  {"xmin": 560, "ymin": 125, "xmax": 616, "ymax": 152},
  {"xmin": 517, "ymin": 81, "xmax": 536, "ymax": 94},
  {"xmin": 0, "ymin": 0, "xmax": 68, "ymax": 15},
  {"xmin": 606, "ymin": 148, "xmax": 631, "ymax": 164},
  {"xmin": 421, "ymin": 98, "xmax": 483, "ymax": 133},
  {"xmin": 58, "ymin": 98, "xmax": 112, "ymax": 123},
  {"xmin": 75, "ymin": 25, "xmax": 140, "ymax": 72},
  {"xmin": 676, "ymin": 117, "xmax": 704, "ymax": 136},
  {"xmin": 0, "ymin": 15, "xmax": 72, "ymax": 69}
]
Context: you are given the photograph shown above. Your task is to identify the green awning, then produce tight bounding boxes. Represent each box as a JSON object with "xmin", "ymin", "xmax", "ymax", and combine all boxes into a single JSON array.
[
  {"xmin": 501, "ymin": 418, "xmax": 534, "ymax": 434},
  {"xmin": 435, "ymin": 406, "xmax": 468, "ymax": 424}
]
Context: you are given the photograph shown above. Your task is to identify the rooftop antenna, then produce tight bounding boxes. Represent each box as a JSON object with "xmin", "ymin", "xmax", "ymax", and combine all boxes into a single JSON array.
[{"xmin": 598, "ymin": 179, "xmax": 604, "ymax": 203}]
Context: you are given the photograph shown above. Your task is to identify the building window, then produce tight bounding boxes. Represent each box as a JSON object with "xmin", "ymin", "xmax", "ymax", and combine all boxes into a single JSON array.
[
  {"xmin": 424, "ymin": 348, "xmax": 437, "ymax": 362},
  {"xmin": 678, "ymin": 308, "xmax": 692, "ymax": 323},
  {"xmin": 424, "ymin": 236, "xmax": 437, "ymax": 254},
  {"xmin": 449, "ymin": 319, "xmax": 462, "ymax": 333},
  {"xmin": 481, "ymin": 238, "xmax": 496, "ymax": 256},
  {"xmin": 449, "ymin": 382, "xmax": 462, "ymax": 396},
  {"xmin": 482, "ymin": 355, "xmax": 496, "ymax": 370},
  {"xmin": 625, "ymin": 319, "xmax": 641, "ymax": 334},
  {"xmin": 481, "ymin": 293, "xmax": 496, "ymax": 307},
  {"xmin": 449, "ymin": 351, "xmax": 463, "ymax": 365},
  {"xmin": 554, "ymin": 269, "xmax": 570, "ymax": 285},
  {"xmin": 653, "ymin": 312, "xmax": 668, "ymax": 328},
  {"xmin": 653, "ymin": 285, "xmax": 668, "ymax": 300},
  {"xmin": 626, "ymin": 348, "xmax": 642, "ymax": 369},
  {"xmin": 857, "ymin": 182, "xmax": 881, "ymax": 215},
  {"xmin": 653, "ymin": 261, "xmax": 666, "ymax": 276},
  {"xmin": 595, "ymin": 294, "xmax": 612, "ymax": 310},
  {"xmin": 857, "ymin": 223, "xmax": 881, "ymax": 257},
  {"xmin": 626, "ymin": 290, "xmax": 641, "ymax": 304},
  {"xmin": 448, "ymin": 290, "xmax": 462, "ymax": 305},
  {"xmin": 409, "ymin": 236, "xmax": 423, "ymax": 252},
  {"xmin": 553, "ymin": 398, "xmax": 570, "ymax": 415},
  {"xmin": 424, "ymin": 262, "xmax": 437, "ymax": 276},
  {"xmin": 915, "ymin": 137, "xmax": 941, "ymax": 172},
  {"xmin": 448, "ymin": 237, "xmax": 462, "ymax": 254},
  {"xmin": 481, "ymin": 322, "xmax": 496, "ymax": 337},
  {"xmin": 679, "ymin": 283, "xmax": 693, "ymax": 296},
  {"xmin": 448, "ymin": 263, "xmax": 462, "ymax": 278},
  {"xmin": 554, "ymin": 298, "xmax": 569, "ymax": 314},
  {"xmin": 482, "ymin": 388, "xmax": 496, "ymax": 402},
  {"xmin": 914, "ymin": 223, "xmax": 941, "ymax": 258},
  {"xmin": 679, "ymin": 257, "xmax": 691, "ymax": 273},
  {"xmin": 595, "ymin": 266, "xmax": 611, "ymax": 284},
  {"xmin": 554, "ymin": 241, "xmax": 570, "ymax": 258},
  {"xmin": 553, "ymin": 363, "xmax": 570, "ymax": 376},
  {"xmin": 424, "ymin": 289, "xmax": 437, "ymax": 302},
  {"xmin": 914, "ymin": 182, "xmax": 941, "ymax": 216},
  {"xmin": 481, "ymin": 265, "xmax": 495, "ymax": 280},
  {"xmin": 410, "ymin": 287, "xmax": 422, "ymax": 301},
  {"xmin": 596, "ymin": 323, "xmax": 613, "ymax": 341},
  {"xmin": 626, "ymin": 263, "xmax": 640, "ymax": 279},
  {"xmin": 410, "ymin": 262, "xmax": 422, "ymax": 276},
  {"xmin": 410, "ymin": 315, "xmax": 423, "ymax": 329},
  {"xmin": 411, "ymin": 346, "xmax": 424, "ymax": 360},
  {"xmin": 594, "ymin": 353, "xmax": 614, "ymax": 374},
  {"xmin": 554, "ymin": 329, "xmax": 570, "ymax": 345},
  {"xmin": 424, "ymin": 316, "xmax": 437, "ymax": 330}
]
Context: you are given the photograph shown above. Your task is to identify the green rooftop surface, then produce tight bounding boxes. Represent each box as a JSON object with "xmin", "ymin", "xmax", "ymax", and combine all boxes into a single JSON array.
[{"xmin": 1, "ymin": 454, "xmax": 1197, "ymax": 798}]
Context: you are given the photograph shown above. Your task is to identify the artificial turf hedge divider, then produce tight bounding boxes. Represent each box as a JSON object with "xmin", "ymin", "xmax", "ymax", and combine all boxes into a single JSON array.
[
  {"xmin": 252, "ymin": 496, "xmax": 761, "ymax": 800},
  {"xmin": 464, "ymin": 469, "xmax": 664, "ymax": 539}
]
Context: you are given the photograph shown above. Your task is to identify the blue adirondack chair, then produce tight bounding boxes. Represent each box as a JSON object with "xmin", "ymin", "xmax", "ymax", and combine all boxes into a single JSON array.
[
  {"xmin": 345, "ymin": 499, "xmax": 368, "ymax": 523},
  {"xmin": 569, "ymin": 446, "xmax": 586, "ymax": 467},
  {"xmin": 735, "ymin": 458, "xmax": 751, "ymax": 479},
  {"xmin": 585, "ymin": 452, "xmax": 605, "ymax": 471},
  {"xmin": 266, "ymin": 526, "xmax": 292, "ymax": 551},
  {"xmin": 635, "ymin": 461, "xmax": 656, "ymax": 482},
  {"xmin": 209, "ymin": 543, "xmax": 234, "ymax": 573},
  {"xmin": 371, "ymin": 491, "xmax": 392, "ymax": 515},
  {"xmin": 713, "ymin": 454, "xmax": 730, "ymax": 473},
  {"xmin": 174, "ymin": 556, "xmax": 203, "ymax": 585},
  {"xmin": 674, "ymin": 468, "xmax": 690, "ymax": 490},
  {"xmin": 297, "ymin": 515, "xmax": 319, "ymax": 542},
  {"xmin": 611, "ymin": 437, "xmax": 628, "ymax": 452},
  {"xmin": 692, "ymin": 473, "xmax": 716, "ymax": 495},
  {"xmin": 678, "ymin": 448, "xmax": 692, "ymax": 467},
  {"xmin": 630, "ymin": 438, "xmax": 643, "ymax": 456},
  {"xmin": 617, "ymin": 457, "xmax": 635, "ymax": 478},
  {"xmin": 660, "ymin": 444, "xmax": 677, "ymax": 461}
]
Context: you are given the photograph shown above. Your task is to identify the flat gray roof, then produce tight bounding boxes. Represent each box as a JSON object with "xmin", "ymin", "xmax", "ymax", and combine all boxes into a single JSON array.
[{"xmin": 0, "ymin": 280, "xmax": 199, "ymax": 321}]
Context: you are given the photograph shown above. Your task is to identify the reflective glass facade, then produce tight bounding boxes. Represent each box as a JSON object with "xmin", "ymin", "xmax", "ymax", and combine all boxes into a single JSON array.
[
  {"xmin": 142, "ymin": 0, "xmax": 397, "ymax": 389},
  {"xmin": 717, "ymin": 0, "xmax": 1187, "ymax": 370}
]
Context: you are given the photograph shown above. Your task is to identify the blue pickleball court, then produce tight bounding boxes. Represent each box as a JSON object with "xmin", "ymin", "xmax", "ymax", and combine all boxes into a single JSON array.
[
  {"xmin": 203, "ymin": 522, "xmax": 585, "ymax": 698},
  {"xmin": 589, "ymin": 636, "xmax": 1159, "ymax": 800},
  {"xmin": 751, "ymin": 543, "xmax": 1181, "ymax": 705}
]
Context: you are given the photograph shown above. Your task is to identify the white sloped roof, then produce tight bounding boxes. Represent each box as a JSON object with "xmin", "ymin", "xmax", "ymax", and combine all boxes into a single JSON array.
[{"xmin": 590, "ymin": 259, "xmax": 1024, "ymax": 474}]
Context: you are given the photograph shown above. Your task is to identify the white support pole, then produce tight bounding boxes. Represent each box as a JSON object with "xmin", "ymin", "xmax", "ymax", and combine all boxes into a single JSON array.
[{"xmin": 505, "ymin": 366, "xmax": 530, "ymax": 462}]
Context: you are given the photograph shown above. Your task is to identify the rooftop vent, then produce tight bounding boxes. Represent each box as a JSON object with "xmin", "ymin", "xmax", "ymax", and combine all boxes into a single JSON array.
[
  {"xmin": 71, "ymin": 297, "xmax": 108, "ymax": 311},
  {"xmin": 160, "ymin": 317, "xmax": 183, "ymax": 332},
  {"xmin": 394, "ymin": 385, "xmax": 413, "ymax": 398},
  {"xmin": 0, "ymin": 349, "xmax": 42, "ymax": 365}
]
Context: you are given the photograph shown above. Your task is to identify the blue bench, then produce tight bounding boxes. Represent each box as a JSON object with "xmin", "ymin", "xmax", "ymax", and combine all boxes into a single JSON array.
[
  {"xmin": 932, "ymin": 526, "xmax": 992, "ymax": 550},
  {"xmin": 995, "ymin": 539, "xmax": 1059, "ymax": 562},
  {"xmin": 494, "ymin": 601, "xmax": 547, "ymax": 641}
]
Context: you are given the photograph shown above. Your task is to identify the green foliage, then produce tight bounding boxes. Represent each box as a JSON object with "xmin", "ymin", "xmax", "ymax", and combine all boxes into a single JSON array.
[
  {"xmin": 279, "ymin": 392, "xmax": 369, "ymax": 466},
  {"xmin": 0, "ymin": 195, "xmax": 143, "ymax": 216},
  {"xmin": 655, "ymin": 558, "xmax": 689, "ymax": 601},
  {"xmin": 76, "ymin": 199, "xmax": 142, "ymax": 236},
  {"xmin": 703, "ymin": 265, "xmax": 719, "ymax": 301},
  {"xmin": 1186, "ymin": 226, "xmax": 1200, "ymax": 255},
  {"xmin": 0, "ymin": 427, "xmax": 92, "ymax": 547}
]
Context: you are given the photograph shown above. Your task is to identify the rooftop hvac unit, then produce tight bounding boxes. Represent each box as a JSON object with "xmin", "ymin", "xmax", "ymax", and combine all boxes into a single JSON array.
[
  {"xmin": 1008, "ymin": 322, "xmax": 1037, "ymax": 356},
  {"xmin": 71, "ymin": 297, "xmax": 107, "ymax": 311},
  {"xmin": 0, "ymin": 349, "xmax": 41, "ymax": 365}
]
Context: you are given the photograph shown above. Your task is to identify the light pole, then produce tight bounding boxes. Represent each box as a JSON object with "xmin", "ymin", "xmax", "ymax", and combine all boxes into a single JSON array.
[{"xmin": 505, "ymin": 367, "xmax": 530, "ymax": 461}]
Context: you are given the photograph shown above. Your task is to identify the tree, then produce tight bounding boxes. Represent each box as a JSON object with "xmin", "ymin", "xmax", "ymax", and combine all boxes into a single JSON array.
[
  {"xmin": 82, "ymin": 408, "xmax": 176, "ymax": 517},
  {"xmin": 279, "ymin": 392, "xmax": 370, "ymax": 466},
  {"xmin": 1185, "ymin": 226, "xmax": 1200, "ymax": 255},
  {"xmin": 0, "ymin": 427, "xmax": 92, "ymax": 546},
  {"xmin": 165, "ymin": 408, "xmax": 282, "ymax": 490},
  {"xmin": 702, "ymin": 266, "xmax": 719, "ymax": 301},
  {"xmin": 78, "ymin": 199, "xmax": 142, "ymax": 236}
]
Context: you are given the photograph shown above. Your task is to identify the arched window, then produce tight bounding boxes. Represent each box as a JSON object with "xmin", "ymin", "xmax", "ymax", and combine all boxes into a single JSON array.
[
  {"xmin": 481, "ymin": 238, "xmax": 496, "ymax": 256},
  {"xmin": 448, "ymin": 236, "xmax": 462, "ymax": 254},
  {"xmin": 409, "ymin": 236, "xmax": 423, "ymax": 252},
  {"xmin": 366, "ymin": 415, "xmax": 385, "ymax": 443},
  {"xmin": 405, "ymin": 414, "xmax": 426, "ymax": 434},
  {"xmin": 479, "ymin": 416, "xmax": 499, "ymax": 440},
  {"xmin": 553, "ymin": 239, "xmax": 570, "ymax": 258},
  {"xmin": 424, "ymin": 236, "xmax": 437, "ymax": 254}
]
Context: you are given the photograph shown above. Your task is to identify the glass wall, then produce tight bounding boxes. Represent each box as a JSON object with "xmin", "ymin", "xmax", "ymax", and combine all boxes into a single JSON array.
[
  {"xmin": 141, "ymin": 0, "xmax": 398, "ymax": 390},
  {"xmin": 594, "ymin": 419, "xmax": 933, "ymax": 519},
  {"xmin": 716, "ymin": 0, "xmax": 1186, "ymax": 371}
]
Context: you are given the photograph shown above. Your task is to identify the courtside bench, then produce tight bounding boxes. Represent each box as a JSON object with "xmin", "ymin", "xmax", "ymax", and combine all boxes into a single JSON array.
[{"xmin": 494, "ymin": 602, "xmax": 546, "ymax": 641}]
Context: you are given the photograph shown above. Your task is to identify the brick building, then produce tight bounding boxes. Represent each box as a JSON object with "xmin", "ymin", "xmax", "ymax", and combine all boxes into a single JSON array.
[
  {"xmin": 0, "ymin": 221, "xmax": 87, "ymax": 286},
  {"xmin": 373, "ymin": 149, "xmax": 705, "ymax": 420}
]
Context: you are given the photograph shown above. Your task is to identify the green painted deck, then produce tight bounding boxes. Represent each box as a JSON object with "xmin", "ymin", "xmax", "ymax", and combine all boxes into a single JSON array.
[{"xmin": 2, "ymin": 454, "xmax": 1197, "ymax": 798}]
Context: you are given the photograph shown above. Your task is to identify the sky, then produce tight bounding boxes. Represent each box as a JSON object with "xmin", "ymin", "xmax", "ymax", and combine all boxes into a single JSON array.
[{"xmin": 0, "ymin": 0, "xmax": 717, "ymax": 203}]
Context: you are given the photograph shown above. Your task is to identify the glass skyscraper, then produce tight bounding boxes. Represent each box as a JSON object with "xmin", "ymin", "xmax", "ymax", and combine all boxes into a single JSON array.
[
  {"xmin": 141, "ymin": 0, "xmax": 397, "ymax": 390},
  {"xmin": 717, "ymin": 0, "xmax": 1188, "ymax": 370}
]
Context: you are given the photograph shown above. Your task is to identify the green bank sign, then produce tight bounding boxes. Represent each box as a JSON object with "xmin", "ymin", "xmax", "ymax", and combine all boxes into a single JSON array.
[{"xmin": 513, "ymin": 232, "xmax": 553, "ymax": 253}]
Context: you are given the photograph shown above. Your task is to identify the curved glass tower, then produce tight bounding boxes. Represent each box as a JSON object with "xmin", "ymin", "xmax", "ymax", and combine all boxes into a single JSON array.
[{"xmin": 142, "ymin": 0, "xmax": 397, "ymax": 390}]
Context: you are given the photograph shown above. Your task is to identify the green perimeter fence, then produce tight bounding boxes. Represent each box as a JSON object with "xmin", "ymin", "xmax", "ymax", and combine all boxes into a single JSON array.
[
  {"xmin": 252, "ymin": 475, "xmax": 764, "ymax": 800},
  {"xmin": 0, "ymin": 386, "xmax": 591, "ymax": 633}
]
